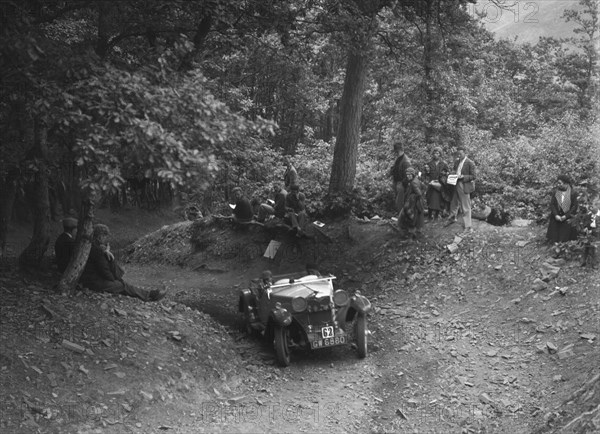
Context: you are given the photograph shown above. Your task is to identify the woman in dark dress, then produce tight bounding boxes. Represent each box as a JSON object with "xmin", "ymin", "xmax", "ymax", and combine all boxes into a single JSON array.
[
  {"xmin": 427, "ymin": 147, "xmax": 449, "ymax": 220},
  {"xmin": 399, "ymin": 167, "xmax": 425, "ymax": 238},
  {"xmin": 547, "ymin": 174, "xmax": 578, "ymax": 243}
]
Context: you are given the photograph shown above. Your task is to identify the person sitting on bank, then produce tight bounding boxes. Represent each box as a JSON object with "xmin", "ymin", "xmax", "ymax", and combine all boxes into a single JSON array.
[
  {"xmin": 55, "ymin": 217, "xmax": 78, "ymax": 273},
  {"xmin": 230, "ymin": 187, "xmax": 254, "ymax": 224},
  {"xmin": 256, "ymin": 183, "xmax": 288, "ymax": 223},
  {"xmin": 285, "ymin": 184, "xmax": 307, "ymax": 235},
  {"xmin": 80, "ymin": 224, "xmax": 165, "ymax": 301}
]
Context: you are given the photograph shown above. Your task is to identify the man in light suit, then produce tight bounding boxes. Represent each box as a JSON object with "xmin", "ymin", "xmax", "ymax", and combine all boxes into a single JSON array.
[{"xmin": 448, "ymin": 145, "xmax": 476, "ymax": 233}]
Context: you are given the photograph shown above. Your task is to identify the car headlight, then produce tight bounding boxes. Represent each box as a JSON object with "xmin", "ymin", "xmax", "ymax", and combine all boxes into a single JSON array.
[
  {"xmin": 273, "ymin": 306, "xmax": 292, "ymax": 326},
  {"xmin": 333, "ymin": 289, "xmax": 349, "ymax": 307},
  {"xmin": 291, "ymin": 297, "xmax": 307, "ymax": 312}
]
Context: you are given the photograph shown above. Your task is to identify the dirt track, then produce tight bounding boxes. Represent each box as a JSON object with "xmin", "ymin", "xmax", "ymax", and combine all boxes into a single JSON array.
[
  {"xmin": 1, "ymin": 213, "xmax": 598, "ymax": 433},
  {"xmin": 126, "ymin": 217, "xmax": 599, "ymax": 433}
]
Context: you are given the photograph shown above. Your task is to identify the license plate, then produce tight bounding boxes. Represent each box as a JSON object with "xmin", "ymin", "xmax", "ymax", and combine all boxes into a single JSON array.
[
  {"xmin": 311, "ymin": 335, "xmax": 346, "ymax": 349},
  {"xmin": 321, "ymin": 326, "xmax": 334, "ymax": 339}
]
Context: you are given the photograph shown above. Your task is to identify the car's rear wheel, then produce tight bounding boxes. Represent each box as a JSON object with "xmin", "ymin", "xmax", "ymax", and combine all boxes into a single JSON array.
[
  {"xmin": 274, "ymin": 326, "xmax": 291, "ymax": 366},
  {"xmin": 355, "ymin": 314, "xmax": 368, "ymax": 358}
]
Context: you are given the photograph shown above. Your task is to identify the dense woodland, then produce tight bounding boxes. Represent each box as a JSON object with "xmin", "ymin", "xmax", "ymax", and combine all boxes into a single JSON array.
[{"xmin": 0, "ymin": 0, "xmax": 598, "ymax": 289}]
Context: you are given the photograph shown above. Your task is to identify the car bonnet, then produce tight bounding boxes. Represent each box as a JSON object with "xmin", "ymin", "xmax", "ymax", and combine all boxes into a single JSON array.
[{"xmin": 271, "ymin": 276, "xmax": 332, "ymax": 298}]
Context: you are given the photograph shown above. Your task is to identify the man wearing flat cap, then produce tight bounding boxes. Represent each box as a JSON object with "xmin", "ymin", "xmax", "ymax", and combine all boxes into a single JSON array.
[
  {"xmin": 231, "ymin": 187, "xmax": 254, "ymax": 223},
  {"xmin": 55, "ymin": 217, "xmax": 78, "ymax": 273},
  {"xmin": 447, "ymin": 145, "xmax": 476, "ymax": 233},
  {"xmin": 80, "ymin": 224, "xmax": 165, "ymax": 301},
  {"xmin": 390, "ymin": 141, "xmax": 412, "ymax": 212}
]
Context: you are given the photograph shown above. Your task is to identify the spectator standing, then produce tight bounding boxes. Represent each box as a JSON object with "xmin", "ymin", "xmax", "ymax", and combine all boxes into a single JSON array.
[
  {"xmin": 55, "ymin": 217, "xmax": 78, "ymax": 273},
  {"xmin": 390, "ymin": 141, "xmax": 411, "ymax": 212},
  {"xmin": 439, "ymin": 166, "xmax": 453, "ymax": 216},
  {"xmin": 447, "ymin": 146, "xmax": 476, "ymax": 233},
  {"xmin": 283, "ymin": 157, "xmax": 299, "ymax": 190},
  {"xmin": 546, "ymin": 174, "xmax": 578, "ymax": 243},
  {"xmin": 399, "ymin": 167, "xmax": 425, "ymax": 239},
  {"xmin": 427, "ymin": 147, "xmax": 449, "ymax": 221}
]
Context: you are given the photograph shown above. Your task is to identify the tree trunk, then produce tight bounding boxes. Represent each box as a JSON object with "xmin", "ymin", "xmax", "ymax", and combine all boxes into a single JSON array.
[
  {"xmin": 18, "ymin": 117, "xmax": 51, "ymax": 269},
  {"xmin": 328, "ymin": 49, "xmax": 368, "ymax": 194},
  {"xmin": 95, "ymin": 2, "xmax": 111, "ymax": 59},
  {"xmin": 422, "ymin": 0, "xmax": 435, "ymax": 144},
  {"xmin": 179, "ymin": 14, "xmax": 213, "ymax": 71},
  {"xmin": 56, "ymin": 190, "xmax": 96, "ymax": 293},
  {"xmin": 0, "ymin": 167, "xmax": 19, "ymax": 256}
]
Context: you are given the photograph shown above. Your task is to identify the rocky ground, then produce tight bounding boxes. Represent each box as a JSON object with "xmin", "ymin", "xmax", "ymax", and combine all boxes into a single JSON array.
[{"xmin": 0, "ymin": 209, "xmax": 598, "ymax": 433}]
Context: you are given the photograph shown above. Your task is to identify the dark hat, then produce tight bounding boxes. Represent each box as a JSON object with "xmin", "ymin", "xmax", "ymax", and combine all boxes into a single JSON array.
[
  {"xmin": 290, "ymin": 184, "xmax": 300, "ymax": 191},
  {"xmin": 557, "ymin": 174, "xmax": 572, "ymax": 185},
  {"xmin": 62, "ymin": 217, "xmax": 78, "ymax": 230},
  {"xmin": 232, "ymin": 187, "xmax": 242, "ymax": 194},
  {"xmin": 261, "ymin": 270, "xmax": 272, "ymax": 282}
]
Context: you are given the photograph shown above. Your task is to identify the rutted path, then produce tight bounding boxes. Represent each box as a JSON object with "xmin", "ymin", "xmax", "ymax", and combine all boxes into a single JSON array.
[
  {"xmin": 125, "ymin": 264, "xmax": 379, "ymax": 433},
  {"xmin": 123, "ymin": 218, "xmax": 598, "ymax": 433}
]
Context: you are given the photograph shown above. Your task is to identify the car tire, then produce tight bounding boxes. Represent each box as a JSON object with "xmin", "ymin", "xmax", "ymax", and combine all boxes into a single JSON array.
[
  {"xmin": 274, "ymin": 326, "xmax": 291, "ymax": 367},
  {"xmin": 355, "ymin": 314, "xmax": 368, "ymax": 358}
]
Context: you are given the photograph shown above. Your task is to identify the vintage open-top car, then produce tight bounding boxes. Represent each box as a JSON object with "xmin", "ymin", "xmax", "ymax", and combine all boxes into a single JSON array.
[{"xmin": 238, "ymin": 271, "xmax": 372, "ymax": 366}]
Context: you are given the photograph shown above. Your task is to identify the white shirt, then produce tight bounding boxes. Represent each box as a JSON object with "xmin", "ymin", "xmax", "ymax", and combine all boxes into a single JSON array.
[{"xmin": 456, "ymin": 157, "xmax": 467, "ymax": 175}]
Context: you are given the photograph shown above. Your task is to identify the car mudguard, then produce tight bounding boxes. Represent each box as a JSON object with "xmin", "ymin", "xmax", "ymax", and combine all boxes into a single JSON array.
[
  {"xmin": 270, "ymin": 306, "xmax": 292, "ymax": 327},
  {"xmin": 342, "ymin": 292, "xmax": 372, "ymax": 323},
  {"xmin": 351, "ymin": 292, "xmax": 372, "ymax": 315}
]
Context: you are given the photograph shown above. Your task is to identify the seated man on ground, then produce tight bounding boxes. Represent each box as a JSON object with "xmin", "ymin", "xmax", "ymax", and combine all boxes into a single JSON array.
[
  {"xmin": 80, "ymin": 224, "xmax": 165, "ymax": 301},
  {"xmin": 230, "ymin": 187, "xmax": 254, "ymax": 224},
  {"xmin": 285, "ymin": 184, "xmax": 308, "ymax": 235},
  {"xmin": 256, "ymin": 183, "xmax": 288, "ymax": 223},
  {"xmin": 55, "ymin": 217, "xmax": 78, "ymax": 273}
]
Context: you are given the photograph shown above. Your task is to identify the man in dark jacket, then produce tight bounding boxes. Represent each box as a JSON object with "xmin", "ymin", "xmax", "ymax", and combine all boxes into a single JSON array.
[
  {"xmin": 285, "ymin": 184, "xmax": 307, "ymax": 234},
  {"xmin": 55, "ymin": 217, "xmax": 78, "ymax": 273},
  {"xmin": 283, "ymin": 157, "xmax": 299, "ymax": 190},
  {"xmin": 256, "ymin": 184, "xmax": 288, "ymax": 222},
  {"xmin": 231, "ymin": 187, "xmax": 254, "ymax": 223},
  {"xmin": 447, "ymin": 146, "xmax": 476, "ymax": 233},
  {"xmin": 80, "ymin": 224, "xmax": 165, "ymax": 301},
  {"xmin": 391, "ymin": 141, "xmax": 411, "ymax": 212}
]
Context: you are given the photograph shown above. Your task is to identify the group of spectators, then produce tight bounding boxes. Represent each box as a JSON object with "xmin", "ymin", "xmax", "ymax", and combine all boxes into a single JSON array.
[
  {"xmin": 230, "ymin": 157, "xmax": 309, "ymax": 236},
  {"xmin": 391, "ymin": 141, "xmax": 476, "ymax": 239},
  {"xmin": 53, "ymin": 145, "xmax": 598, "ymax": 302}
]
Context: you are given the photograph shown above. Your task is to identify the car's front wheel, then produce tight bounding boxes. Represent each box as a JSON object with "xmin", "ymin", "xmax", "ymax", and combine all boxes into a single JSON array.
[
  {"xmin": 274, "ymin": 326, "xmax": 291, "ymax": 367},
  {"xmin": 355, "ymin": 314, "xmax": 368, "ymax": 358}
]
